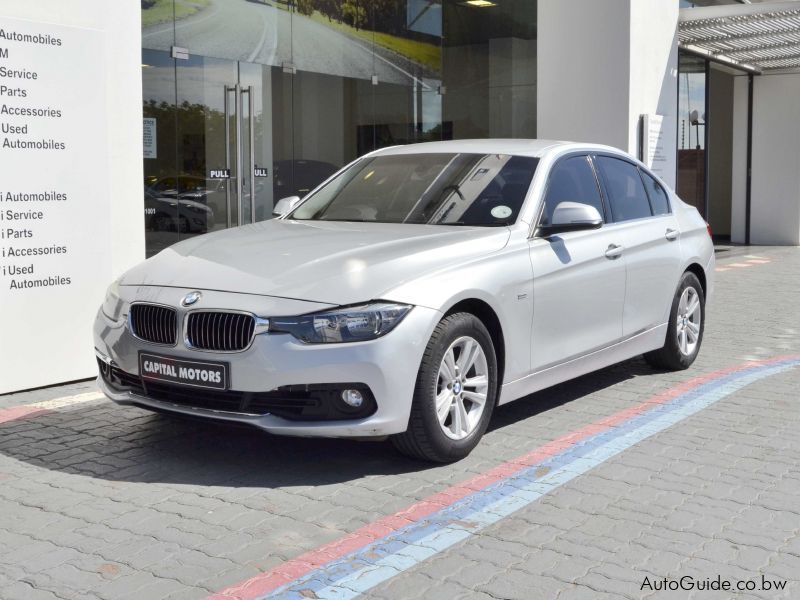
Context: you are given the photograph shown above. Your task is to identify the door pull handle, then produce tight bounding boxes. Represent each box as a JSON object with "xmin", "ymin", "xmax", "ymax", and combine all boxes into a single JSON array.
[
  {"xmin": 665, "ymin": 228, "xmax": 680, "ymax": 241},
  {"xmin": 605, "ymin": 244, "xmax": 624, "ymax": 259}
]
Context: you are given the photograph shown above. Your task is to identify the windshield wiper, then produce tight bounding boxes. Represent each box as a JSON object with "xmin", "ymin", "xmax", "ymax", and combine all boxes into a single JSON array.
[
  {"xmin": 436, "ymin": 202, "xmax": 457, "ymax": 224},
  {"xmin": 431, "ymin": 185, "xmax": 466, "ymax": 225},
  {"xmin": 319, "ymin": 218, "xmax": 373, "ymax": 222},
  {"xmin": 436, "ymin": 221, "xmax": 509, "ymax": 227}
]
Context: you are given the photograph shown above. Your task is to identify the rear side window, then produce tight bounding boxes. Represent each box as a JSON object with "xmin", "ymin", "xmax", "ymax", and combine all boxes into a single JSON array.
[
  {"xmin": 596, "ymin": 156, "xmax": 653, "ymax": 222},
  {"xmin": 540, "ymin": 156, "xmax": 605, "ymax": 226},
  {"xmin": 640, "ymin": 170, "xmax": 671, "ymax": 215}
]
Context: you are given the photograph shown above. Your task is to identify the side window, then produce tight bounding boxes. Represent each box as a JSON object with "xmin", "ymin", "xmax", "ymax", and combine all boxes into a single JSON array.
[
  {"xmin": 540, "ymin": 156, "xmax": 604, "ymax": 226},
  {"xmin": 596, "ymin": 156, "xmax": 653, "ymax": 222},
  {"xmin": 640, "ymin": 170, "xmax": 671, "ymax": 215}
]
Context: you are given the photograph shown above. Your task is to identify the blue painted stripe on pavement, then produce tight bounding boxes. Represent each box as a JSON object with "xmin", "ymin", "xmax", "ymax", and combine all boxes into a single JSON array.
[{"xmin": 264, "ymin": 359, "xmax": 799, "ymax": 600}]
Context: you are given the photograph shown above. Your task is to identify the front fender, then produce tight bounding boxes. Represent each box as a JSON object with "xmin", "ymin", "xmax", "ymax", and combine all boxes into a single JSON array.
[{"xmin": 383, "ymin": 234, "xmax": 534, "ymax": 385}]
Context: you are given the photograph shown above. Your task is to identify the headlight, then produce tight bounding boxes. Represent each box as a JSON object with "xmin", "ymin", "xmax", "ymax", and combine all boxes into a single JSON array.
[
  {"xmin": 101, "ymin": 280, "xmax": 123, "ymax": 321},
  {"xmin": 269, "ymin": 302, "xmax": 412, "ymax": 343}
]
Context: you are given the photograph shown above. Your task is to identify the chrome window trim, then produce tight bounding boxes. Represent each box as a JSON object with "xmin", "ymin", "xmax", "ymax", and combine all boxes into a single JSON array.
[
  {"xmin": 182, "ymin": 308, "xmax": 270, "ymax": 354},
  {"xmin": 127, "ymin": 301, "xmax": 179, "ymax": 347},
  {"xmin": 637, "ymin": 166, "xmax": 674, "ymax": 216},
  {"xmin": 529, "ymin": 152, "xmax": 608, "ymax": 240},
  {"xmin": 593, "ymin": 153, "xmax": 666, "ymax": 223},
  {"xmin": 594, "ymin": 213, "xmax": 675, "ymax": 233}
]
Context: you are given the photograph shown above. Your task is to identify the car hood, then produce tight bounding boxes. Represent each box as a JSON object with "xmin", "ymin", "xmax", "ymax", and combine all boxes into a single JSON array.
[{"xmin": 121, "ymin": 219, "xmax": 511, "ymax": 306}]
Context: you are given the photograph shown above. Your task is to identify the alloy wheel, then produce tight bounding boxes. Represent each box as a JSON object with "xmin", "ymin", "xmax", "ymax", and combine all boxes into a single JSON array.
[
  {"xmin": 435, "ymin": 336, "xmax": 489, "ymax": 440},
  {"xmin": 676, "ymin": 286, "xmax": 702, "ymax": 356}
]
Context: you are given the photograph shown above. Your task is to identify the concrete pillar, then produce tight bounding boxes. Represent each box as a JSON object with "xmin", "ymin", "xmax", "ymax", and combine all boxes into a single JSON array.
[
  {"xmin": 537, "ymin": 0, "xmax": 679, "ymax": 189},
  {"xmin": 750, "ymin": 74, "xmax": 800, "ymax": 245}
]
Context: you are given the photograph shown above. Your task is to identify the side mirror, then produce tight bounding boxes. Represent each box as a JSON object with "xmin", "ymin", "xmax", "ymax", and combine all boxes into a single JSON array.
[
  {"xmin": 539, "ymin": 202, "xmax": 603, "ymax": 236},
  {"xmin": 272, "ymin": 195, "xmax": 301, "ymax": 218}
]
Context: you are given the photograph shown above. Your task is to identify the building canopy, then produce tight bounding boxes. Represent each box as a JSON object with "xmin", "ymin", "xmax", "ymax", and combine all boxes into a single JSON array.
[{"xmin": 679, "ymin": 1, "xmax": 800, "ymax": 72}]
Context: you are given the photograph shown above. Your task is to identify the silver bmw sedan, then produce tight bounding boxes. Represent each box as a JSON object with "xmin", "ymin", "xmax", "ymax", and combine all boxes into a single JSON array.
[{"xmin": 95, "ymin": 140, "xmax": 714, "ymax": 462}]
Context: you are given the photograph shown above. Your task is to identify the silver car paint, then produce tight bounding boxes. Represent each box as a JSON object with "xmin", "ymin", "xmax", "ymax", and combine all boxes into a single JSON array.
[
  {"xmin": 96, "ymin": 287, "xmax": 441, "ymax": 437},
  {"xmin": 95, "ymin": 140, "xmax": 714, "ymax": 438},
  {"xmin": 119, "ymin": 220, "xmax": 512, "ymax": 307}
]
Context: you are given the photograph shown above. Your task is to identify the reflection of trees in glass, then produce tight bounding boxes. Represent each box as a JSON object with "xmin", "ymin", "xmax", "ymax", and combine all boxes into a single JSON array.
[
  {"xmin": 371, "ymin": 0, "xmax": 416, "ymax": 35},
  {"xmin": 443, "ymin": 1, "xmax": 535, "ymax": 47},
  {"xmin": 143, "ymin": 99, "xmax": 176, "ymax": 180},
  {"xmin": 280, "ymin": 0, "xmax": 441, "ymax": 72},
  {"xmin": 141, "ymin": 0, "xmax": 211, "ymax": 29},
  {"xmin": 305, "ymin": 0, "xmax": 432, "ymax": 36},
  {"xmin": 143, "ymin": 99, "xmax": 226, "ymax": 177}
]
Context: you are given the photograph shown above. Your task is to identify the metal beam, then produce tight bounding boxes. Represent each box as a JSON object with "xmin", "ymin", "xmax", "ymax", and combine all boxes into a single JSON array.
[
  {"xmin": 758, "ymin": 53, "xmax": 800, "ymax": 67},
  {"xmin": 680, "ymin": 0, "xmax": 800, "ymax": 23},
  {"xmin": 679, "ymin": 44, "xmax": 762, "ymax": 73},
  {"xmin": 680, "ymin": 23, "xmax": 800, "ymax": 45},
  {"xmin": 724, "ymin": 38, "xmax": 800, "ymax": 59},
  {"xmin": 679, "ymin": 2, "xmax": 800, "ymax": 71},
  {"xmin": 741, "ymin": 51, "xmax": 800, "ymax": 63},
  {"xmin": 680, "ymin": 7, "xmax": 800, "ymax": 32}
]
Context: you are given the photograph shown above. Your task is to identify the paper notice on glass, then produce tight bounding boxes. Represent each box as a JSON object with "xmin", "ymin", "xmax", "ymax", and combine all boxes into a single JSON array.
[
  {"xmin": 143, "ymin": 117, "xmax": 157, "ymax": 159},
  {"xmin": 642, "ymin": 114, "xmax": 667, "ymax": 181}
]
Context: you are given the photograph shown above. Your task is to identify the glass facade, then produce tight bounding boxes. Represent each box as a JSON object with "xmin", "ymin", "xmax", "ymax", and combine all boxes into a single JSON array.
[
  {"xmin": 676, "ymin": 50, "xmax": 707, "ymax": 218},
  {"xmin": 141, "ymin": 0, "xmax": 538, "ymax": 256}
]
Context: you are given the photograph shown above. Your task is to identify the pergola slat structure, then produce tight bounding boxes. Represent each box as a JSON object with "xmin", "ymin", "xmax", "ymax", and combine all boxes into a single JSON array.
[{"xmin": 679, "ymin": 1, "xmax": 800, "ymax": 73}]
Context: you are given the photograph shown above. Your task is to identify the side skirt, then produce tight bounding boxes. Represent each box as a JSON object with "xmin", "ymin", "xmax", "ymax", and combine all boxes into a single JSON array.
[{"xmin": 499, "ymin": 324, "xmax": 668, "ymax": 406}]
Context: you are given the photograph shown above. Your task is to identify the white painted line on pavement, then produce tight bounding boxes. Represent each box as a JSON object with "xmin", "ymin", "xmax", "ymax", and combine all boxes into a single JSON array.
[
  {"xmin": 0, "ymin": 391, "xmax": 105, "ymax": 425},
  {"xmin": 29, "ymin": 391, "xmax": 105, "ymax": 410}
]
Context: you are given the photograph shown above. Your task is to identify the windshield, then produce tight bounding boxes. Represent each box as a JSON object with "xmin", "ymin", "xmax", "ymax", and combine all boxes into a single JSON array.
[{"xmin": 288, "ymin": 153, "xmax": 539, "ymax": 226}]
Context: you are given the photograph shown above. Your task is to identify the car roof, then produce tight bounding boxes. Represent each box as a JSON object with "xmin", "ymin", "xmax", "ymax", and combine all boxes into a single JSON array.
[{"xmin": 372, "ymin": 139, "xmax": 628, "ymax": 159}]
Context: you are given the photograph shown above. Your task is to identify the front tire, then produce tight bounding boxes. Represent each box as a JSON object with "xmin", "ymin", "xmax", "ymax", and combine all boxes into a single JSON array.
[
  {"xmin": 391, "ymin": 313, "xmax": 498, "ymax": 463},
  {"xmin": 644, "ymin": 271, "xmax": 705, "ymax": 371}
]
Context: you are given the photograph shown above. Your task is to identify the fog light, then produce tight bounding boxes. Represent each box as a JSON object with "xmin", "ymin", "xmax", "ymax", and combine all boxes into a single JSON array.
[{"xmin": 341, "ymin": 389, "xmax": 364, "ymax": 408}]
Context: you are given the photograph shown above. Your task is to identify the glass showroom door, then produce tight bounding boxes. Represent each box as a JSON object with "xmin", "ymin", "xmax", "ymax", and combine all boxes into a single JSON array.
[
  {"xmin": 142, "ymin": 48, "xmax": 182, "ymax": 257},
  {"xmin": 174, "ymin": 57, "xmax": 274, "ymax": 236}
]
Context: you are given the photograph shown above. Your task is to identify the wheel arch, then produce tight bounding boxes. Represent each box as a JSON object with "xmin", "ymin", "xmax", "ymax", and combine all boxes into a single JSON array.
[
  {"xmin": 684, "ymin": 262, "xmax": 707, "ymax": 298},
  {"xmin": 443, "ymin": 298, "xmax": 506, "ymax": 394}
]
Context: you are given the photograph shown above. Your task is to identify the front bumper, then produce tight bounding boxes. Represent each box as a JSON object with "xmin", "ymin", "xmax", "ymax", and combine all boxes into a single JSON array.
[{"xmin": 94, "ymin": 287, "xmax": 441, "ymax": 438}]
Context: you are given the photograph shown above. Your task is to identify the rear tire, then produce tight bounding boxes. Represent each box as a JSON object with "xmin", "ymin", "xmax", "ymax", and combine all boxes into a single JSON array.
[
  {"xmin": 644, "ymin": 271, "xmax": 705, "ymax": 371},
  {"xmin": 391, "ymin": 313, "xmax": 498, "ymax": 463}
]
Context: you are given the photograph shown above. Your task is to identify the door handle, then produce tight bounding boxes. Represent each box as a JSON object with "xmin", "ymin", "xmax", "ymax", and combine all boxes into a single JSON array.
[
  {"xmin": 244, "ymin": 85, "xmax": 256, "ymax": 224},
  {"xmin": 665, "ymin": 228, "xmax": 680, "ymax": 241},
  {"xmin": 223, "ymin": 85, "xmax": 235, "ymax": 230},
  {"xmin": 605, "ymin": 244, "xmax": 624, "ymax": 259}
]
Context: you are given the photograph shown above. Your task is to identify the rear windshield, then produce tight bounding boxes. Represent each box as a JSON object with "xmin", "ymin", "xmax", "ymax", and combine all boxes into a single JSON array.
[{"xmin": 288, "ymin": 153, "xmax": 539, "ymax": 226}]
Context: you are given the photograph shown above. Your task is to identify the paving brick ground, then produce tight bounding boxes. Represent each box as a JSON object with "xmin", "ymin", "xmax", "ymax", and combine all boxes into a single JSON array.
[{"xmin": 0, "ymin": 245, "xmax": 798, "ymax": 599}]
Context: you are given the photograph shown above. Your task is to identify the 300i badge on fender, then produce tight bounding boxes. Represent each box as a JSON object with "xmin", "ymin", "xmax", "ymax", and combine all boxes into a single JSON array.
[{"xmin": 139, "ymin": 352, "xmax": 228, "ymax": 390}]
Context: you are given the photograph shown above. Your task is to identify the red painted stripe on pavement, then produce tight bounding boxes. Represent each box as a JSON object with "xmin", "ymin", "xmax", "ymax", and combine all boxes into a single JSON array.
[
  {"xmin": 0, "ymin": 405, "xmax": 49, "ymax": 425},
  {"xmin": 0, "ymin": 391, "xmax": 104, "ymax": 425},
  {"xmin": 210, "ymin": 357, "xmax": 781, "ymax": 600}
]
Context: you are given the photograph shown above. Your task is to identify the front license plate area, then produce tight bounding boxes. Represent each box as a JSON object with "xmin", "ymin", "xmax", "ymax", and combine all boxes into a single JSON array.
[{"xmin": 139, "ymin": 352, "xmax": 228, "ymax": 391}]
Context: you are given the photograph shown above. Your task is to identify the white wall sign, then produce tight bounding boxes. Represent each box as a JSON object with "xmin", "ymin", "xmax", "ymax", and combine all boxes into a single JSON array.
[
  {"xmin": 143, "ymin": 117, "xmax": 157, "ymax": 159},
  {"xmin": 0, "ymin": 17, "xmax": 110, "ymax": 393},
  {"xmin": 641, "ymin": 113, "xmax": 669, "ymax": 182}
]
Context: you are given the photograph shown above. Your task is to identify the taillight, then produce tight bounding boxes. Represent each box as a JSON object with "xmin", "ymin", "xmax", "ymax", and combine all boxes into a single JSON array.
[{"xmin": 706, "ymin": 222, "xmax": 713, "ymax": 238}]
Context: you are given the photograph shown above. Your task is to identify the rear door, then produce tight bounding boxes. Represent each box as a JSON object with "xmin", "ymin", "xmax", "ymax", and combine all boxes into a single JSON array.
[
  {"xmin": 529, "ymin": 155, "xmax": 626, "ymax": 372},
  {"xmin": 594, "ymin": 156, "xmax": 683, "ymax": 337}
]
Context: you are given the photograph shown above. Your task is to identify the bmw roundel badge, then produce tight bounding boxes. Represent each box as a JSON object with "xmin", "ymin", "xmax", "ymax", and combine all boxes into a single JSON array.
[{"xmin": 181, "ymin": 291, "xmax": 202, "ymax": 307}]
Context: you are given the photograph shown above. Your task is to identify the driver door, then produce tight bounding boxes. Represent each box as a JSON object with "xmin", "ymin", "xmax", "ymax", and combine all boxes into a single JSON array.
[{"xmin": 529, "ymin": 155, "xmax": 626, "ymax": 372}]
